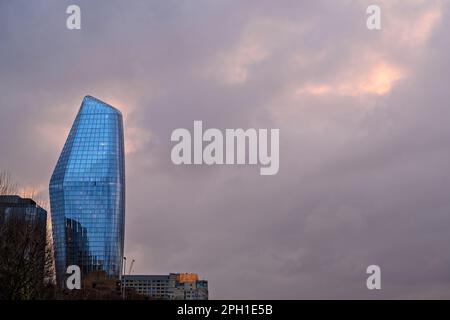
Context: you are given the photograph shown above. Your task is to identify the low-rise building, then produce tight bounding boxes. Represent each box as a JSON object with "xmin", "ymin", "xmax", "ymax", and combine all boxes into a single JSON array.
[{"xmin": 122, "ymin": 273, "xmax": 208, "ymax": 300}]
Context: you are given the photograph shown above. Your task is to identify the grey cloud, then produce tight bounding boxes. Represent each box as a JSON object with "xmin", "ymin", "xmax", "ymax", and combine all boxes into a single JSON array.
[{"xmin": 1, "ymin": 0, "xmax": 450, "ymax": 299}]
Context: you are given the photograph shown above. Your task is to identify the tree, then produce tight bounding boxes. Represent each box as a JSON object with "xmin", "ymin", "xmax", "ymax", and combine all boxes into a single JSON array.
[
  {"xmin": 0, "ymin": 172, "xmax": 17, "ymax": 195},
  {"xmin": 0, "ymin": 171, "xmax": 55, "ymax": 299}
]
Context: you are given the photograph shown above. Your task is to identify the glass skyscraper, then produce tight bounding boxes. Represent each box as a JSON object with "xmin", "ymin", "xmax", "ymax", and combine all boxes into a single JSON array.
[{"xmin": 49, "ymin": 95, "xmax": 125, "ymax": 284}]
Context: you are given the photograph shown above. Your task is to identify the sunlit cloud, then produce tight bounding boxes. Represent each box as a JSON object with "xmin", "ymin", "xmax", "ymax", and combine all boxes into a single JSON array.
[
  {"xmin": 125, "ymin": 126, "xmax": 152, "ymax": 156},
  {"xmin": 295, "ymin": 62, "xmax": 404, "ymax": 97},
  {"xmin": 17, "ymin": 184, "xmax": 45, "ymax": 198},
  {"xmin": 382, "ymin": 0, "xmax": 443, "ymax": 48},
  {"xmin": 360, "ymin": 63, "xmax": 404, "ymax": 95},
  {"xmin": 17, "ymin": 183, "xmax": 48, "ymax": 208}
]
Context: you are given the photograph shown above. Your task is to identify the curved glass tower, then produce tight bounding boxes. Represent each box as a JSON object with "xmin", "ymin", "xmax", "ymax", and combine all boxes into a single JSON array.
[{"xmin": 49, "ymin": 95, "xmax": 125, "ymax": 284}]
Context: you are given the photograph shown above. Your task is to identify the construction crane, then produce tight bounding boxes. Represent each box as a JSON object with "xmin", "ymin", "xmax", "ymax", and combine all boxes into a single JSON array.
[{"xmin": 128, "ymin": 259, "xmax": 135, "ymax": 275}]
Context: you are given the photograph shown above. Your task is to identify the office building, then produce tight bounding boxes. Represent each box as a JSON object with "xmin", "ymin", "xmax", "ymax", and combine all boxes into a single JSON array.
[
  {"xmin": 0, "ymin": 195, "xmax": 48, "ymax": 290},
  {"xmin": 122, "ymin": 273, "xmax": 208, "ymax": 300},
  {"xmin": 49, "ymin": 95, "xmax": 125, "ymax": 285},
  {"xmin": 0, "ymin": 195, "xmax": 47, "ymax": 228}
]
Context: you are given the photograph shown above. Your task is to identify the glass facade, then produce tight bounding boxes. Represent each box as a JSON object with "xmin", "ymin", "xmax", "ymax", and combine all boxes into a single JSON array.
[{"xmin": 49, "ymin": 95, "xmax": 125, "ymax": 284}]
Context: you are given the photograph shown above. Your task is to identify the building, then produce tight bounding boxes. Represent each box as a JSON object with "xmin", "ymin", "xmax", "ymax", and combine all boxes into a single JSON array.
[
  {"xmin": 122, "ymin": 273, "xmax": 208, "ymax": 300},
  {"xmin": 0, "ymin": 195, "xmax": 47, "ymax": 228},
  {"xmin": 49, "ymin": 95, "xmax": 125, "ymax": 285},
  {"xmin": 0, "ymin": 195, "xmax": 48, "ymax": 293}
]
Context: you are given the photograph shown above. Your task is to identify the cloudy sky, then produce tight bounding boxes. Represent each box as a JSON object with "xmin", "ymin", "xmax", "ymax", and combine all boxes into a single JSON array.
[{"xmin": 1, "ymin": 0, "xmax": 450, "ymax": 299}]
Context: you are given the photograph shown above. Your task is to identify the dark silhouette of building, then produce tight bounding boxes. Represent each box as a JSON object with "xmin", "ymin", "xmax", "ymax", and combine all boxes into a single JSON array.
[
  {"xmin": 0, "ymin": 195, "xmax": 48, "ymax": 299},
  {"xmin": 0, "ymin": 195, "xmax": 47, "ymax": 236}
]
